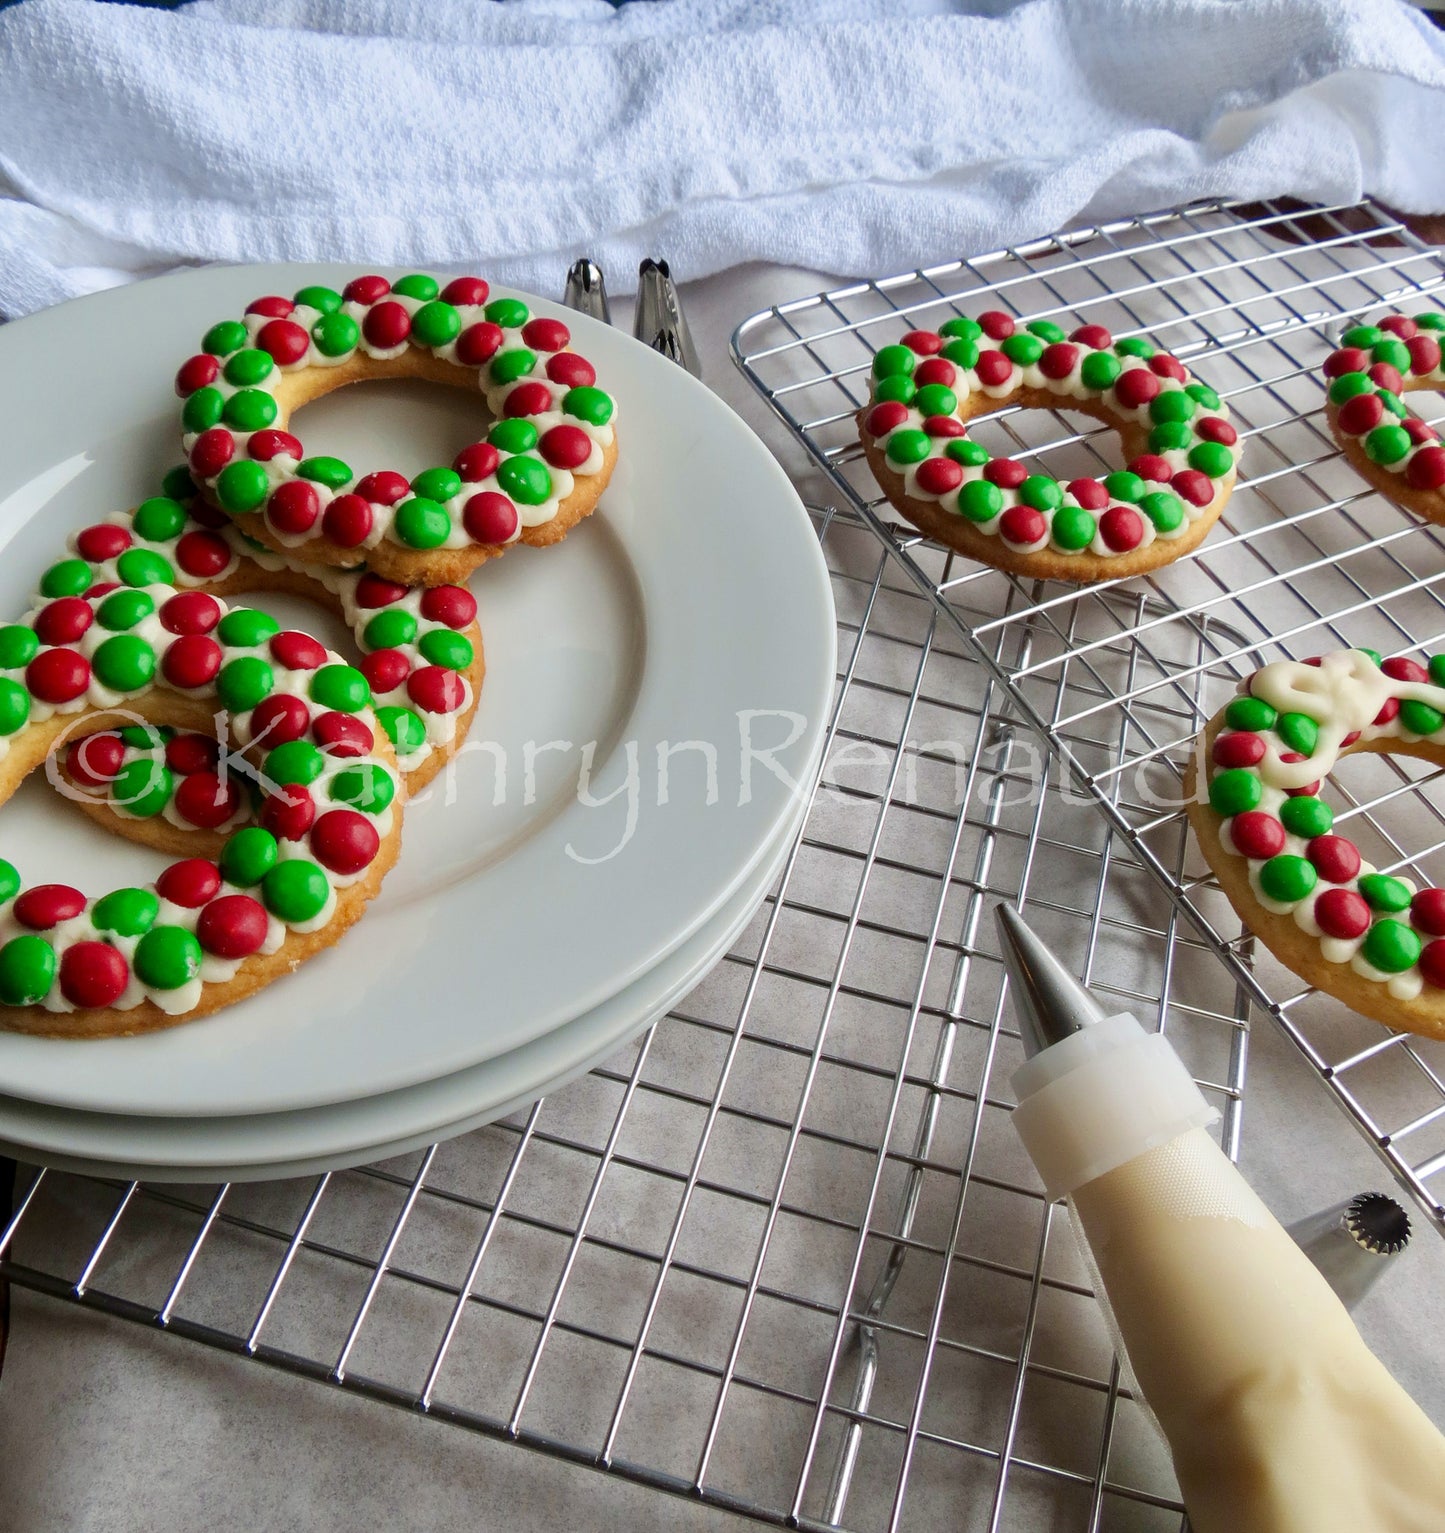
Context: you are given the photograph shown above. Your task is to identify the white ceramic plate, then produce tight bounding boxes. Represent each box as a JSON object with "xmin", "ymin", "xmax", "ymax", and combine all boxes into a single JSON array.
[
  {"xmin": 0, "ymin": 264, "xmax": 834, "ymax": 1117},
  {"xmin": 0, "ymin": 781, "xmax": 810, "ymax": 1181}
]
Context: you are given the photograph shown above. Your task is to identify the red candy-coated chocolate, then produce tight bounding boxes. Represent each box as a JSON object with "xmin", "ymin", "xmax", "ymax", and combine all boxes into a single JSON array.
[
  {"xmin": 343, "ymin": 275, "xmax": 390, "ymax": 305},
  {"xmin": 76, "ymin": 524, "xmax": 132, "ymax": 563},
  {"xmin": 60, "ymin": 943, "xmax": 130, "ymax": 1008},
  {"xmin": 1039, "ymin": 343, "xmax": 1079, "ymax": 380},
  {"xmin": 1070, "ymin": 324, "xmax": 1113, "ymax": 350},
  {"xmin": 84, "ymin": 583, "xmax": 120, "ymax": 601},
  {"xmin": 1068, "ymin": 478, "xmax": 1109, "ymax": 511},
  {"xmin": 540, "ymin": 425, "xmax": 593, "ymax": 469},
  {"xmin": 70, "ymin": 732, "xmax": 125, "ymax": 787},
  {"xmin": 360, "ymin": 648, "xmax": 410, "ymax": 695},
  {"xmin": 363, "ymin": 301, "xmax": 411, "ymax": 349},
  {"xmin": 1368, "ymin": 362, "xmax": 1404, "ymax": 394},
  {"xmin": 454, "ymin": 443, "xmax": 500, "ymax": 483},
  {"xmin": 176, "ymin": 354, "xmax": 220, "ymax": 396},
  {"xmin": 1197, "ymin": 417, "xmax": 1238, "ymax": 447},
  {"xmin": 503, "ymin": 381, "xmax": 554, "ymax": 418},
  {"xmin": 1171, "ymin": 469, "xmax": 1214, "ymax": 507},
  {"xmin": 1374, "ymin": 696, "xmax": 1400, "ymax": 726},
  {"xmin": 914, "ymin": 357, "xmax": 957, "ymax": 389},
  {"xmin": 197, "ymin": 895, "xmax": 269, "ymax": 959},
  {"xmin": 420, "ymin": 585, "xmax": 477, "ymax": 629},
  {"xmin": 189, "ymin": 427, "xmax": 235, "ymax": 479},
  {"xmin": 15, "ymin": 884, "xmax": 85, "ymax": 930},
  {"xmin": 977, "ymin": 312, "xmax": 1015, "ymax": 341},
  {"xmin": 258, "ymin": 319, "xmax": 310, "ymax": 366},
  {"xmin": 1404, "ymin": 419, "xmax": 1438, "ymax": 445},
  {"xmin": 248, "ymin": 692, "xmax": 311, "ymax": 747},
  {"xmin": 1308, "ymin": 834, "xmax": 1362, "ymax": 885},
  {"xmin": 456, "ymin": 322, "xmax": 503, "ymax": 366},
  {"xmin": 313, "ymin": 712, "xmax": 374, "ymax": 759},
  {"xmin": 26, "ymin": 648, "xmax": 90, "ymax": 704},
  {"xmin": 546, "ymin": 352, "xmax": 596, "ymax": 389},
  {"xmin": 162, "ymin": 633, "xmax": 223, "ymax": 689},
  {"xmin": 1323, "ymin": 347, "xmax": 1368, "ymax": 379},
  {"xmin": 160, "ymin": 592, "xmax": 220, "ymax": 636},
  {"xmin": 323, "ymin": 493, "xmax": 374, "ymax": 547},
  {"xmin": 176, "ymin": 772, "xmax": 242, "ymax": 829},
  {"xmin": 923, "ymin": 416, "xmax": 966, "ymax": 437},
  {"xmin": 1129, "ymin": 454, "xmax": 1172, "ymax": 483},
  {"xmin": 1380, "ymin": 314, "xmax": 1418, "ymax": 340},
  {"xmin": 1113, "ymin": 367, "xmax": 1161, "ymax": 409},
  {"xmin": 166, "ymin": 734, "xmax": 219, "ymax": 775},
  {"xmin": 1382, "ymin": 656, "xmax": 1428, "ymax": 684},
  {"xmin": 1407, "ymin": 446, "xmax": 1445, "ymax": 492},
  {"xmin": 463, "ymin": 491, "xmax": 519, "ymax": 544},
  {"xmin": 1314, "ymin": 887, "xmax": 1371, "ymax": 941},
  {"xmin": 1411, "ymin": 888, "xmax": 1445, "ymax": 937},
  {"xmin": 1408, "ymin": 335, "xmax": 1442, "ymax": 377},
  {"xmin": 247, "ymin": 429, "xmax": 303, "ymax": 463},
  {"xmin": 355, "ymin": 573, "xmax": 408, "ymax": 608},
  {"xmin": 902, "ymin": 330, "xmax": 943, "ymax": 355},
  {"xmin": 866, "ymin": 401, "xmax": 909, "ymax": 437},
  {"xmin": 915, "ymin": 457, "xmax": 964, "ymax": 496},
  {"xmin": 1229, "ymin": 811, "xmax": 1286, "ymax": 860},
  {"xmin": 521, "ymin": 317, "xmax": 570, "ymax": 352},
  {"xmin": 247, "ymin": 295, "xmax": 294, "ymax": 320},
  {"xmin": 1149, "ymin": 354, "xmax": 1187, "ymax": 382},
  {"xmin": 441, "ymin": 277, "xmax": 489, "ymax": 307},
  {"xmin": 974, "ymin": 350, "xmax": 1013, "ymax": 388},
  {"xmin": 355, "ymin": 470, "xmax": 410, "ymax": 506},
  {"xmin": 35, "ymin": 598, "xmax": 92, "ymax": 647},
  {"xmin": 175, "ymin": 530, "xmax": 232, "ymax": 579},
  {"xmin": 1212, "ymin": 731, "xmax": 1265, "ymax": 768},
  {"xmin": 271, "ymin": 631, "xmax": 327, "ymax": 671},
  {"xmin": 267, "ymin": 481, "xmax": 320, "ymax": 535},
  {"xmin": 999, "ymin": 505, "xmax": 1047, "ymax": 547},
  {"xmin": 408, "ymin": 664, "xmax": 466, "ymax": 714},
  {"xmin": 1337, "ymin": 391, "xmax": 1385, "ymax": 436},
  {"xmin": 1420, "ymin": 940, "xmax": 1445, "ymax": 990},
  {"xmin": 261, "ymin": 784, "xmax": 315, "ymax": 841},
  {"xmin": 157, "ymin": 859, "xmax": 222, "ymax": 909},
  {"xmin": 983, "ymin": 458, "xmax": 1027, "ymax": 489},
  {"xmin": 312, "ymin": 810, "xmax": 381, "ymax": 876},
  {"xmin": 1099, "ymin": 505, "xmax": 1143, "ymax": 552}
]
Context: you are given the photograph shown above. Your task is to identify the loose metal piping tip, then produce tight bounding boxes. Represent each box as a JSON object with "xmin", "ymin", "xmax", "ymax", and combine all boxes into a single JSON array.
[
  {"xmin": 635, "ymin": 258, "xmax": 702, "ymax": 377},
  {"xmin": 994, "ymin": 903, "xmax": 1111, "ymax": 1060},
  {"xmin": 563, "ymin": 258, "xmax": 611, "ymax": 325},
  {"xmin": 1288, "ymin": 1191, "xmax": 1411, "ymax": 1310}
]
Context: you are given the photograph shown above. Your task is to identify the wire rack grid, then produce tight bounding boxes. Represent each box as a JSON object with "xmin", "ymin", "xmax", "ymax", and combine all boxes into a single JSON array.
[
  {"xmin": 733, "ymin": 196, "xmax": 1445, "ymax": 1238},
  {"xmin": 0, "ymin": 503, "xmax": 1256, "ymax": 1532}
]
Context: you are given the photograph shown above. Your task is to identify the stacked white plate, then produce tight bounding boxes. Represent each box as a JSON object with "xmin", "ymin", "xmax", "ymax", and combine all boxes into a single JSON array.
[{"xmin": 0, "ymin": 265, "xmax": 834, "ymax": 1180}]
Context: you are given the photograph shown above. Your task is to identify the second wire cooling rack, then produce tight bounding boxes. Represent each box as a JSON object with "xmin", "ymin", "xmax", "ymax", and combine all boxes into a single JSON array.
[{"xmin": 734, "ymin": 196, "xmax": 1445, "ymax": 1237}]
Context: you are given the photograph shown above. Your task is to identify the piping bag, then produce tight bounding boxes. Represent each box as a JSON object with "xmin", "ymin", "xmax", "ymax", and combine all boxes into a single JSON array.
[{"xmin": 995, "ymin": 904, "xmax": 1445, "ymax": 1532}]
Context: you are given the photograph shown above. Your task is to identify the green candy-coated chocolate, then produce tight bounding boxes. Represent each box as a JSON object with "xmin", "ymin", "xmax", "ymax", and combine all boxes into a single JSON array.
[
  {"xmin": 312, "ymin": 311, "xmax": 360, "ymax": 358},
  {"xmin": 215, "ymin": 461, "xmax": 270, "ymax": 515},
  {"xmin": 1188, "ymin": 441, "xmax": 1234, "ymax": 479},
  {"xmin": 112, "ymin": 758, "xmax": 174, "ymax": 818},
  {"xmin": 1225, "ymin": 696, "xmax": 1278, "ymax": 732},
  {"xmin": 484, "ymin": 297, "xmax": 529, "ymax": 329},
  {"xmin": 0, "ymin": 860, "xmax": 18, "ymax": 904},
  {"xmin": 92, "ymin": 887, "xmax": 158, "ymax": 937},
  {"xmin": 1279, "ymin": 796, "xmax": 1332, "ymax": 838},
  {"xmin": 329, "ymin": 763, "xmax": 395, "ymax": 814},
  {"xmin": 1186, "ymin": 382, "xmax": 1221, "ymax": 410},
  {"xmin": 490, "ymin": 349, "xmax": 537, "ymax": 386},
  {"xmin": 562, "ymin": 385, "xmax": 613, "ymax": 426},
  {"xmin": 1429, "ymin": 654, "xmax": 1445, "ymax": 689},
  {"xmin": 939, "ymin": 317, "xmax": 982, "ymax": 342},
  {"xmin": 1140, "ymin": 492, "xmax": 1184, "ymax": 533},
  {"xmin": 489, "ymin": 418, "xmax": 539, "ymax": 455},
  {"xmin": 41, "ymin": 559, "xmax": 93, "ymax": 599},
  {"xmin": 116, "ymin": 548, "xmax": 174, "ymax": 588},
  {"xmin": 0, "ymin": 626, "xmax": 37, "ymax": 669},
  {"xmin": 1209, "ymin": 768, "xmax": 1262, "ymax": 817},
  {"xmin": 265, "ymin": 740, "xmax": 326, "ymax": 787},
  {"xmin": 222, "ymin": 388, "xmax": 278, "ymax": 434},
  {"xmin": 297, "ymin": 456, "xmax": 353, "ymax": 489},
  {"xmin": 182, "ymin": 386, "xmax": 225, "ymax": 434},
  {"xmin": 377, "ymin": 705, "xmax": 426, "ymax": 756},
  {"xmin": 1103, "ymin": 471, "xmax": 1145, "ymax": 504},
  {"xmin": 1400, "ymin": 699, "xmax": 1445, "ymax": 737},
  {"xmin": 0, "ymin": 680, "xmax": 28, "ymax": 735},
  {"xmin": 1362, "ymin": 919, "xmax": 1422, "ymax": 975},
  {"xmin": 220, "ymin": 827, "xmax": 278, "ymax": 887},
  {"xmin": 1050, "ymin": 505, "xmax": 1096, "ymax": 552},
  {"xmin": 118, "ymin": 724, "xmax": 164, "ymax": 749},
  {"xmin": 1080, "ymin": 352, "xmax": 1121, "ymax": 392},
  {"xmin": 1375, "ymin": 388, "xmax": 1406, "ymax": 420},
  {"xmin": 941, "ymin": 338, "xmax": 979, "ymax": 371},
  {"xmin": 1342, "ymin": 325, "xmax": 1384, "ymax": 350},
  {"xmin": 885, "ymin": 430, "xmax": 931, "ymax": 466},
  {"xmin": 203, "ymin": 320, "xmax": 247, "ymax": 357},
  {"xmin": 1020, "ymin": 476, "xmax": 1063, "ymax": 512},
  {"xmin": 1371, "ymin": 338, "xmax": 1412, "ymax": 373},
  {"xmin": 1001, "ymin": 333, "xmax": 1044, "ymax": 367},
  {"xmin": 1148, "ymin": 421, "xmax": 1193, "ymax": 454},
  {"xmin": 218, "ymin": 609, "xmax": 280, "ymax": 647},
  {"xmin": 1149, "ymin": 389, "xmax": 1196, "ymax": 425},
  {"xmin": 915, "ymin": 383, "xmax": 957, "ymax": 418},
  {"xmin": 217, "ymin": 656, "xmax": 274, "ymax": 713},
  {"xmin": 293, "ymin": 285, "xmax": 343, "ymax": 314},
  {"xmin": 496, "ymin": 456, "xmax": 553, "ymax": 506},
  {"xmin": 1115, "ymin": 337, "xmax": 1155, "ymax": 360},
  {"xmin": 1365, "ymin": 425, "xmax": 1411, "ymax": 465},
  {"xmin": 872, "ymin": 345, "xmax": 916, "ymax": 380},
  {"xmin": 224, "ymin": 348, "xmax": 274, "ymax": 388},
  {"xmin": 411, "ymin": 300, "xmax": 461, "ymax": 348},
  {"xmin": 0, "ymin": 935, "xmax": 55, "ymax": 1006},
  {"xmin": 364, "ymin": 610, "xmax": 418, "ymax": 650},
  {"xmin": 393, "ymin": 274, "xmax": 440, "ymax": 302},
  {"xmin": 134, "ymin": 925, "xmax": 202, "ymax": 990},
  {"xmin": 97, "ymin": 590, "xmax": 154, "ymax": 631},
  {"xmin": 1276, "ymin": 711, "xmax": 1318, "ymax": 755},
  {"xmin": 944, "ymin": 439, "xmax": 989, "ymax": 467},
  {"xmin": 411, "ymin": 467, "xmax": 462, "ymax": 504},
  {"xmin": 418, "ymin": 629, "xmax": 474, "ymax": 671},
  {"xmin": 1026, "ymin": 319, "xmax": 1067, "ymax": 344},
  {"xmin": 394, "ymin": 497, "xmax": 452, "ymax": 549},
  {"xmin": 958, "ymin": 480, "xmax": 1003, "ymax": 523},
  {"xmin": 1417, "ymin": 313, "xmax": 1445, "ymax": 332},
  {"xmin": 874, "ymin": 375, "xmax": 916, "ymax": 405},
  {"xmin": 263, "ymin": 859, "xmax": 331, "ymax": 924},
  {"xmin": 1327, "ymin": 372, "xmax": 1373, "ymax": 406},
  {"xmin": 1259, "ymin": 854, "xmax": 1316, "ymax": 903},
  {"xmin": 93, "ymin": 635, "xmax": 156, "ymax": 693},
  {"xmin": 132, "ymin": 496, "xmax": 188, "ymax": 542},
  {"xmin": 310, "ymin": 664, "xmax": 370, "ymax": 713},
  {"xmin": 1358, "ymin": 873, "xmax": 1411, "ymax": 913}
]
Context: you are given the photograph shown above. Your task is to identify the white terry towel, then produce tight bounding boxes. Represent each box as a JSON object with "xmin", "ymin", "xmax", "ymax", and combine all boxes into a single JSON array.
[{"xmin": 0, "ymin": 0, "xmax": 1443, "ymax": 317}]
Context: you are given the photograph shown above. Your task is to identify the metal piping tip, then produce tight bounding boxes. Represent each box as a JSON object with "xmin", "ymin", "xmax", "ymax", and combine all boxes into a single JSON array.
[
  {"xmin": 994, "ymin": 903, "xmax": 1111, "ymax": 1059},
  {"xmin": 563, "ymin": 258, "xmax": 611, "ymax": 325},
  {"xmin": 634, "ymin": 258, "xmax": 701, "ymax": 377},
  {"xmin": 1287, "ymin": 1191, "xmax": 1411, "ymax": 1311}
]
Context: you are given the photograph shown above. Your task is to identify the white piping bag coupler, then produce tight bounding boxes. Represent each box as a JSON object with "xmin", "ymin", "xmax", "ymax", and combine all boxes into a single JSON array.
[{"xmin": 995, "ymin": 904, "xmax": 1445, "ymax": 1533}]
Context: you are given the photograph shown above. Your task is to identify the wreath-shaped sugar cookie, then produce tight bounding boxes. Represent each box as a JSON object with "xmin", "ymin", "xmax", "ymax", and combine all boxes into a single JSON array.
[
  {"xmin": 1186, "ymin": 647, "xmax": 1445, "ymax": 1040},
  {"xmin": 857, "ymin": 312, "xmax": 1240, "ymax": 580},
  {"xmin": 1323, "ymin": 311, "xmax": 1445, "ymax": 517},
  {"xmin": 176, "ymin": 273, "xmax": 618, "ymax": 586}
]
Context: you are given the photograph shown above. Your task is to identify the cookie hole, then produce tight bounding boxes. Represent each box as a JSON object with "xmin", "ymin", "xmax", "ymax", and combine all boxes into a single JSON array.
[
  {"xmin": 1322, "ymin": 749, "xmax": 1445, "ymax": 891},
  {"xmin": 288, "ymin": 377, "xmax": 486, "ymax": 483},
  {"xmin": 954, "ymin": 403, "xmax": 1128, "ymax": 485}
]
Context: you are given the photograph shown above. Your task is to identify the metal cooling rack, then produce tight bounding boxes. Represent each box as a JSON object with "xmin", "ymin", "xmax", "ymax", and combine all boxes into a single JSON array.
[
  {"xmin": 0, "ymin": 506, "xmax": 1254, "ymax": 1531},
  {"xmin": 734, "ymin": 197, "xmax": 1445, "ymax": 1239}
]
